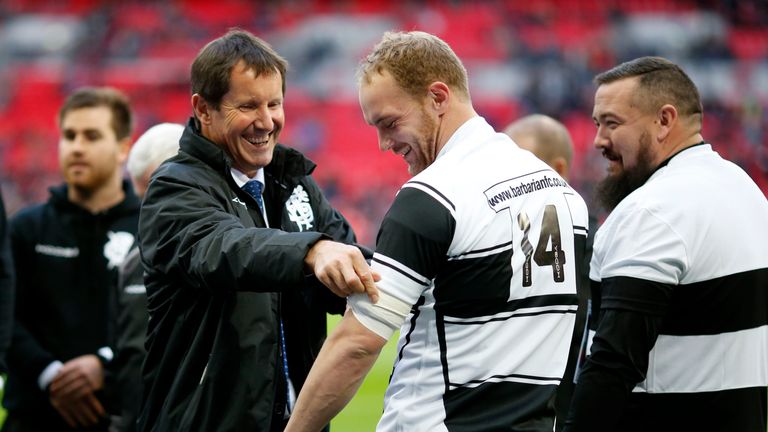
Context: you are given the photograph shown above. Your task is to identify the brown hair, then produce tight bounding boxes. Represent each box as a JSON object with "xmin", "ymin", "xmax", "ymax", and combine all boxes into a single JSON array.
[
  {"xmin": 58, "ymin": 87, "xmax": 133, "ymax": 140},
  {"xmin": 191, "ymin": 28, "xmax": 288, "ymax": 109},
  {"xmin": 358, "ymin": 31, "xmax": 470, "ymax": 101},
  {"xmin": 595, "ymin": 56, "xmax": 703, "ymax": 122}
]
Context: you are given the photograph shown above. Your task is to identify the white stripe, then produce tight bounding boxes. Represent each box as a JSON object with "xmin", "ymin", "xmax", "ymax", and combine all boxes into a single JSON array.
[
  {"xmin": 373, "ymin": 253, "xmax": 431, "ymax": 286},
  {"xmin": 447, "ymin": 242, "xmax": 513, "ymax": 261},
  {"xmin": 451, "ymin": 375, "xmax": 562, "ymax": 389},
  {"xmin": 370, "ymin": 259, "xmax": 431, "ymax": 314},
  {"xmin": 634, "ymin": 325, "xmax": 768, "ymax": 393},
  {"xmin": 444, "ymin": 304, "xmax": 577, "ymax": 324},
  {"xmin": 35, "ymin": 244, "xmax": 79, "ymax": 258},
  {"xmin": 124, "ymin": 284, "xmax": 146, "ymax": 294},
  {"xmin": 444, "ymin": 311, "xmax": 574, "ymax": 389},
  {"xmin": 573, "ymin": 227, "xmax": 588, "ymax": 236},
  {"xmin": 402, "ymin": 182, "xmax": 456, "ymax": 218}
]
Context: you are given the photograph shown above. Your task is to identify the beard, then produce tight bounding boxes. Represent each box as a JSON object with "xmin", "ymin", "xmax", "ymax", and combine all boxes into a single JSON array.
[
  {"xmin": 408, "ymin": 105, "xmax": 440, "ymax": 175},
  {"xmin": 596, "ymin": 131, "xmax": 656, "ymax": 212}
]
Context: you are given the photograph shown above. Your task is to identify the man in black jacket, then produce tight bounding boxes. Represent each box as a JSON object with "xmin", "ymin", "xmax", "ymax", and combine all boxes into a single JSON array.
[
  {"xmin": 137, "ymin": 29, "xmax": 378, "ymax": 432},
  {"xmin": 3, "ymin": 87, "xmax": 139, "ymax": 431}
]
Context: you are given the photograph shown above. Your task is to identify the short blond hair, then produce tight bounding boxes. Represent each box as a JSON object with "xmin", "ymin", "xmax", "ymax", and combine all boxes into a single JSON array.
[{"xmin": 357, "ymin": 31, "xmax": 470, "ymax": 101}]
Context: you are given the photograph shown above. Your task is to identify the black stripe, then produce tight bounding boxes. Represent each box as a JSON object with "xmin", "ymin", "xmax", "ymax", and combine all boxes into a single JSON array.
[
  {"xmin": 443, "ymin": 381, "xmax": 556, "ymax": 431},
  {"xmin": 375, "ymin": 187, "xmax": 454, "ymax": 279},
  {"xmin": 437, "ymin": 312, "xmax": 450, "ymax": 394},
  {"xmin": 372, "ymin": 256, "xmax": 429, "ymax": 287},
  {"xmin": 620, "ymin": 387, "xmax": 766, "ymax": 431},
  {"xmin": 450, "ymin": 373, "xmax": 562, "ymax": 388},
  {"xmin": 396, "ymin": 296, "xmax": 426, "ymax": 363},
  {"xmin": 444, "ymin": 307, "xmax": 576, "ymax": 325},
  {"xmin": 450, "ymin": 240, "xmax": 513, "ymax": 259},
  {"xmin": 663, "ymin": 267, "xmax": 768, "ymax": 335},
  {"xmin": 405, "ymin": 181, "xmax": 455, "ymax": 211},
  {"xmin": 597, "ymin": 268, "xmax": 768, "ymax": 336},
  {"xmin": 600, "ymin": 276, "xmax": 673, "ymax": 316},
  {"xmin": 434, "ymin": 248, "xmax": 513, "ymax": 318},
  {"xmin": 435, "ymin": 238, "xmax": 577, "ymax": 318}
]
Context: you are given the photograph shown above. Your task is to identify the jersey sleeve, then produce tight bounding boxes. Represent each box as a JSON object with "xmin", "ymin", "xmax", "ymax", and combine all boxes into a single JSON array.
[
  {"xmin": 595, "ymin": 206, "xmax": 688, "ymax": 285},
  {"xmin": 349, "ymin": 186, "xmax": 455, "ymax": 339}
]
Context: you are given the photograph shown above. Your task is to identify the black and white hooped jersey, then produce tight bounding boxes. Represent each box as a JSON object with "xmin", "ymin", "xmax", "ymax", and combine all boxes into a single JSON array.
[
  {"xmin": 588, "ymin": 144, "xmax": 768, "ymax": 426},
  {"xmin": 349, "ymin": 116, "xmax": 589, "ymax": 431}
]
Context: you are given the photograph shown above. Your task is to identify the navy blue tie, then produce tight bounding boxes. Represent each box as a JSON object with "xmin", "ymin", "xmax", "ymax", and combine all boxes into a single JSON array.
[
  {"xmin": 242, "ymin": 179, "xmax": 264, "ymax": 211},
  {"xmin": 241, "ymin": 179, "xmax": 293, "ymax": 413}
]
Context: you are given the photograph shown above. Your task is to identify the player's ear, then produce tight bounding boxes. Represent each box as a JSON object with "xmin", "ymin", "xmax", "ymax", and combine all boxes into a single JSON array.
[
  {"xmin": 657, "ymin": 104, "xmax": 677, "ymax": 142},
  {"xmin": 552, "ymin": 157, "xmax": 569, "ymax": 180},
  {"xmin": 192, "ymin": 94, "xmax": 213, "ymax": 126},
  {"xmin": 427, "ymin": 82, "xmax": 449, "ymax": 114}
]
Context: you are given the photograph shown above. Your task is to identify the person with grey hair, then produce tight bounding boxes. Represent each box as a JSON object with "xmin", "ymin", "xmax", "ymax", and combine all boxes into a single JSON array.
[
  {"xmin": 565, "ymin": 56, "xmax": 768, "ymax": 431},
  {"xmin": 125, "ymin": 123, "xmax": 183, "ymax": 197},
  {"xmin": 107, "ymin": 123, "xmax": 182, "ymax": 432}
]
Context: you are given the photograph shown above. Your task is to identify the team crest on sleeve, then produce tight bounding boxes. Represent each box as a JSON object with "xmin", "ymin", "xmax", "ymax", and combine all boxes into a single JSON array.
[
  {"xmin": 104, "ymin": 231, "xmax": 135, "ymax": 269},
  {"xmin": 286, "ymin": 185, "xmax": 314, "ymax": 232}
]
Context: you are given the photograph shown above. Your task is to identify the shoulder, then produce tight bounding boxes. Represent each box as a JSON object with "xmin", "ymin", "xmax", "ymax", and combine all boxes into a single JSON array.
[
  {"xmin": 594, "ymin": 188, "xmax": 688, "ymax": 283},
  {"xmin": 10, "ymin": 201, "xmax": 49, "ymax": 228}
]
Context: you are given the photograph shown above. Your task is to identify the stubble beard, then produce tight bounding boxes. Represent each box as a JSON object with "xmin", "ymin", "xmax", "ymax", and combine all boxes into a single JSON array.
[{"xmin": 410, "ymin": 105, "xmax": 439, "ymax": 176}]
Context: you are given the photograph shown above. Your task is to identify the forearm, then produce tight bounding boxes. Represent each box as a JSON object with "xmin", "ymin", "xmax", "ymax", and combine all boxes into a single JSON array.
[
  {"xmin": 564, "ymin": 308, "xmax": 665, "ymax": 431},
  {"xmin": 142, "ymin": 177, "xmax": 327, "ymax": 292},
  {"xmin": 563, "ymin": 342, "xmax": 639, "ymax": 431},
  {"xmin": 286, "ymin": 309, "xmax": 386, "ymax": 432}
]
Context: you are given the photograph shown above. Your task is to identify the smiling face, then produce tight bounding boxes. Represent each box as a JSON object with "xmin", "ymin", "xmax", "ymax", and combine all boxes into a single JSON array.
[
  {"xmin": 359, "ymin": 70, "xmax": 440, "ymax": 176},
  {"xmin": 593, "ymin": 77, "xmax": 662, "ymax": 177},
  {"xmin": 592, "ymin": 77, "xmax": 661, "ymax": 209},
  {"xmin": 194, "ymin": 60, "xmax": 284, "ymax": 177},
  {"xmin": 59, "ymin": 106, "xmax": 128, "ymax": 193}
]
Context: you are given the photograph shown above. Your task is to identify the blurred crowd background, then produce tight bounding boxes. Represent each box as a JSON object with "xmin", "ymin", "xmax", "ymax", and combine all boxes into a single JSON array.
[{"xmin": 1, "ymin": 0, "xmax": 766, "ymax": 246}]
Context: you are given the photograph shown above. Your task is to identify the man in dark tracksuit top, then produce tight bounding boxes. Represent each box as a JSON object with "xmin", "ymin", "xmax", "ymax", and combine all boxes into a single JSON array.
[
  {"xmin": 137, "ymin": 30, "xmax": 379, "ymax": 432},
  {"xmin": 3, "ymin": 87, "xmax": 139, "ymax": 431}
]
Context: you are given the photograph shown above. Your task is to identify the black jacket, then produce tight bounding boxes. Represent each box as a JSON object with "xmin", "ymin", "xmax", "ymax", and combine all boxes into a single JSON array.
[
  {"xmin": 0, "ymin": 189, "xmax": 15, "ymax": 373},
  {"xmin": 137, "ymin": 120, "xmax": 354, "ymax": 432},
  {"xmin": 107, "ymin": 243, "xmax": 146, "ymax": 431},
  {"xmin": 3, "ymin": 181, "xmax": 140, "ymax": 429}
]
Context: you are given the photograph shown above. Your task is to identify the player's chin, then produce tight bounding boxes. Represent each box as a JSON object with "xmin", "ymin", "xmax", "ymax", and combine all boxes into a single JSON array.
[
  {"xmin": 66, "ymin": 177, "xmax": 98, "ymax": 190},
  {"xmin": 248, "ymin": 151, "xmax": 274, "ymax": 170}
]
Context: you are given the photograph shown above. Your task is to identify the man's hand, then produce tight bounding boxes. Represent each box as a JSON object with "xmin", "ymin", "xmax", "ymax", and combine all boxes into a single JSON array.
[
  {"xmin": 305, "ymin": 240, "xmax": 380, "ymax": 303},
  {"xmin": 49, "ymin": 354, "xmax": 106, "ymax": 428}
]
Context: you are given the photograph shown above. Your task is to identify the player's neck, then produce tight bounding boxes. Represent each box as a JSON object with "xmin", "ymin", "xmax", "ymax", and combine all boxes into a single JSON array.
[
  {"xmin": 68, "ymin": 175, "xmax": 125, "ymax": 214},
  {"xmin": 436, "ymin": 103, "xmax": 478, "ymax": 153}
]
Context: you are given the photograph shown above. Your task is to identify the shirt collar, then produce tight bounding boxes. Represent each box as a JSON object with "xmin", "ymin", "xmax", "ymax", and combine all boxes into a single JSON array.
[
  {"xmin": 231, "ymin": 167, "xmax": 266, "ymax": 190},
  {"xmin": 435, "ymin": 115, "xmax": 487, "ymax": 160}
]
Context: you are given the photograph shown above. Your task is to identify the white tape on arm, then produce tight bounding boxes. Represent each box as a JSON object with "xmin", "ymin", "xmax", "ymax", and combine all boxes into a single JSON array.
[{"xmin": 348, "ymin": 290, "xmax": 412, "ymax": 340}]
